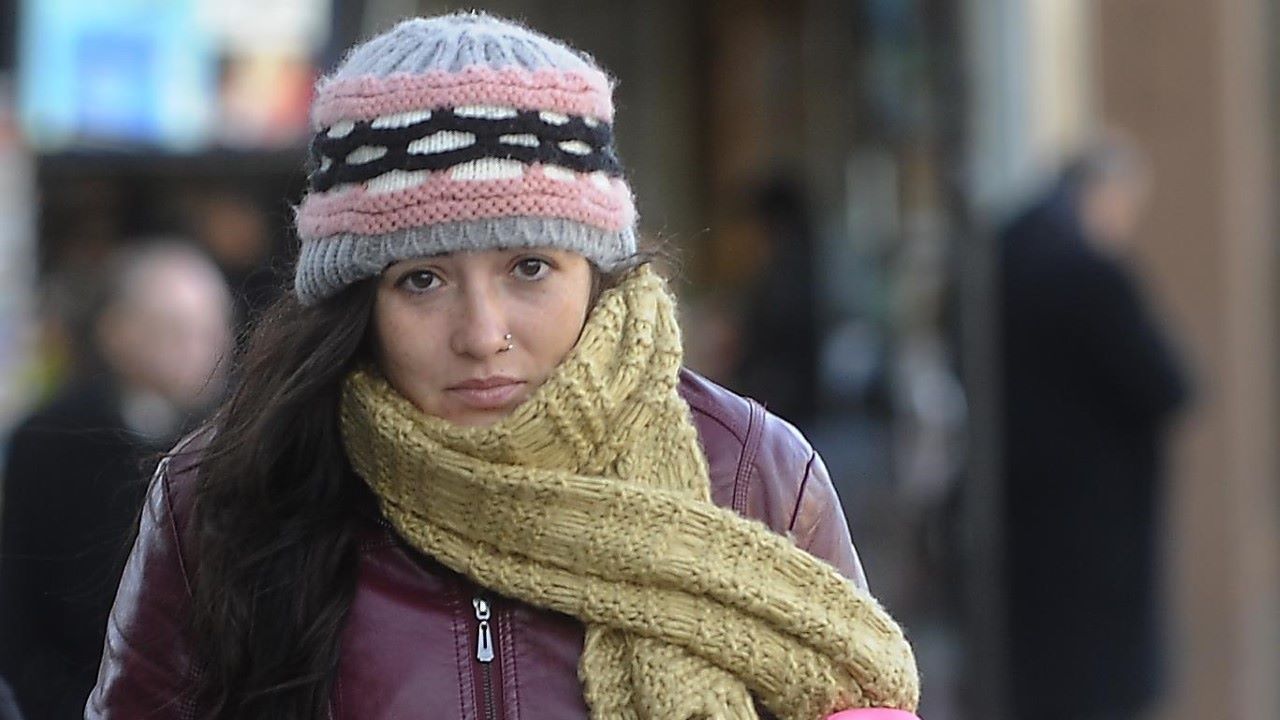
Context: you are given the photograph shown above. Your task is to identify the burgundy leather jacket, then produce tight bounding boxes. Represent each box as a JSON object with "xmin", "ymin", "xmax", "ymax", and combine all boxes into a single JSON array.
[{"xmin": 88, "ymin": 370, "xmax": 867, "ymax": 719}]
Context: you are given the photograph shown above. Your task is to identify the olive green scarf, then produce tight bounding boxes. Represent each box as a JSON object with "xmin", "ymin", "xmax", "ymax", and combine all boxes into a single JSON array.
[{"xmin": 340, "ymin": 266, "xmax": 919, "ymax": 720}]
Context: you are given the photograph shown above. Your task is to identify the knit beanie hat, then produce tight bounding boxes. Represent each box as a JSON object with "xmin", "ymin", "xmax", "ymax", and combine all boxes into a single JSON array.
[{"xmin": 293, "ymin": 12, "xmax": 637, "ymax": 304}]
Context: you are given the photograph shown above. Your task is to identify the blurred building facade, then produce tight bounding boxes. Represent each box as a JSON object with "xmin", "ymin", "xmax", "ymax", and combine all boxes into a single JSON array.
[
  {"xmin": 0, "ymin": 1, "xmax": 1276, "ymax": 719},
  {"xmin": 966, "ymin": 2, "xmax": 1280, "ymax": 719},
  {"xmin": 1097, "ymin": 3, "xmax": 1280, "ymax": 719}
]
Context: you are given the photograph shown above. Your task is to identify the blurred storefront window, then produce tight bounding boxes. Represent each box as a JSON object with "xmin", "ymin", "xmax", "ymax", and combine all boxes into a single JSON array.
[
  {"xmin": 17, "ymin": 0, "xmax": 329, "ymax": 152},
  {"xmin": 5, "ymin": 0, "xmax": 349, "ymax": 396}
]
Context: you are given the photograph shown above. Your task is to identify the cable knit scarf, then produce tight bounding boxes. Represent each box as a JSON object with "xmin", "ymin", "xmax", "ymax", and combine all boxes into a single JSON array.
[{"xmin": 339, "ymin": 265, "xmax": 919, "ymax": 720}]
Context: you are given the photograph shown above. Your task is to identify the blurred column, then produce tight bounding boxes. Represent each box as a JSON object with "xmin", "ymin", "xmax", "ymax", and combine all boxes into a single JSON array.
[
  {"xmin": 0, "ymin": 79, "xmax": 35, "ymax": 431},
  {"xmin": 964, "ymin": 0, "xmax": 1095, "ymax": 216},
  {"xmin": 961, "ymin": 1, "xmax": 1097, "ymax": 717},
  {"xmin": 1096, "ymin": 1, "xmax": 1280, "ymax": 719}
]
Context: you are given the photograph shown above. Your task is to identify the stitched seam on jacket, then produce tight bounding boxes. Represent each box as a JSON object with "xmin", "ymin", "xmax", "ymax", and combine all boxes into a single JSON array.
[
  {"xmin": 787, "ymin": 452, "xmax": 819, "ymax": 535},
  {"xmin": 732, "ymin": 400, "xmax": 765, "ymax": 514},
  {"xmin": 678, "ymin": 371, "xmax": 750, "ymax": 445},
  {"xmin": 685, "ymin": 402, "xmax": 748, "ymax": 445},
  {"xmin": 452, "ymin": 584, "xmax": 472, "ymax": 720},
  {"xmin": 158, "ymin": 457, "xmax": 195, "ymax": 599},
  {"xmin": 502, "ymin": 605, "xmax": 519, "ymax": 720}
]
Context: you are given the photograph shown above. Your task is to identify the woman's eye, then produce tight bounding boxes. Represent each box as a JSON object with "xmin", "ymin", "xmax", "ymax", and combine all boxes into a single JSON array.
[
  {"xmin": 398, "ymin": 270, "xmax": 440, "ymax": 292},
  {"xmin": 513, "ymin": 258, "xmax": 551, "ymax": 280}
]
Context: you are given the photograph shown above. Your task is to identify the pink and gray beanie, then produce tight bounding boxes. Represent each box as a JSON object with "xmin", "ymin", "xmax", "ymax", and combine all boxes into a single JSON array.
[{"xmin": 293, "ymin": 12, "xmax": 638, "ymax": 304}]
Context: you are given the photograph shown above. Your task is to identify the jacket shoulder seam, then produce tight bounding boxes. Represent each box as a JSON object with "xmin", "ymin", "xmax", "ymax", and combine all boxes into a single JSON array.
[
  {"xmin": 158, "ymin": 458, "xmax": 196, "ymax": 599},
  {"xmin": 678, "ymin": 369, "xmax": 754, "ymax": 444},
  {"xmin": 683, "ymin": 397, "xmax": 749, "ymax": 446},
  {"xmin": 786, "ymin": 451, "xmax": 819, "ymax": 535},
  {"xmin": 732, "ymin": 399, "xmax": 766, "ymax": 514}
]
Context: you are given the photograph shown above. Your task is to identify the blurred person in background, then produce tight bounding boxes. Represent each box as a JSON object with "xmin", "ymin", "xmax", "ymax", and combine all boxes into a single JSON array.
[
  {"xmin": 998, "ymin": 137, "xmax": 1190, "ymax": 720},
  {"xmin": 731, "ymin": 176, "xmax": 821, "ymax": 429},
  {"xmin": 184, "ymin": 190, "xmax": 281, "ymax": 327},
  {"xmin": 0, "ymin": 242, "xmax": 232, "ymax": 720}
]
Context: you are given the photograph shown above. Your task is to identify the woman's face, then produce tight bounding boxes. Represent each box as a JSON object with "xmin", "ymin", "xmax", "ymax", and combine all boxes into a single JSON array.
[{"xmin": 373, "ymin": 248, "xmax": 594, "ymax": 426}]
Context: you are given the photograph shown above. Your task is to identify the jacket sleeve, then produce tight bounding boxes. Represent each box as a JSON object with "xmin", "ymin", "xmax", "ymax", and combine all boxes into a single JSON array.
[
  {"xmin": 746, "ymin": 409, "xmax": 870, "ymax": 592},
  {"xmin": 85, "ymin": 455, "xmax": 198, "ymax": 720},
  {"xmin": 789, "ymin": 449, "xmax": 869, "ymax": 592}
]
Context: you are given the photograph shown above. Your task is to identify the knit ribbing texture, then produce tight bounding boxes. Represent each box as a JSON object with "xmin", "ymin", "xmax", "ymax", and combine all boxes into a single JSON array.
[
  {"xmin": 294, "ymin": 13, "xmax": 638, "ymax": 305},
  {"xmin": 339, "ymin": 266, "xmax": 920, "ymax": 720}
]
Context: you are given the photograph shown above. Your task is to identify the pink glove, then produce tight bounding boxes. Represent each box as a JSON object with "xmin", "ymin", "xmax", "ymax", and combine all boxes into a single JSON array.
[{"xmin": 825, "ymin": 710, "xmax": 920, "ymax": 720}]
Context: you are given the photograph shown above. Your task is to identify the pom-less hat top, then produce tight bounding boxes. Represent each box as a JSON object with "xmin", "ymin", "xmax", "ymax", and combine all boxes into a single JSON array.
[{"xmin": 293, "ymin": 13, "xmax": 638, "ymax": 304}]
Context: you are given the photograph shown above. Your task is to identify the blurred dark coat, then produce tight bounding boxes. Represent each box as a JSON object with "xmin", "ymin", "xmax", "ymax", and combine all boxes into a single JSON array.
[
  {"xmin": 0, "ymin": 379, "xmax": 168, "ymax": 720},
  {"xmin": 998, "ymin": 189, "xmax": 1189, "ymax": 719}
]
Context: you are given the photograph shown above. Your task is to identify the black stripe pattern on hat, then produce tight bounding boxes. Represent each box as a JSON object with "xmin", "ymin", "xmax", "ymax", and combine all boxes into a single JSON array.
[{"xmin": 309, "ymin": 108, "xmax": 622, "ymax": 192}]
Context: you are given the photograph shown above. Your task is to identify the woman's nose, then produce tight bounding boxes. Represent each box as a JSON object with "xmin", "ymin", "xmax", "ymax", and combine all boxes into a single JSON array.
[{"xmin": 450, "ymin": 282, "xmax": 511, "ymax": 358}]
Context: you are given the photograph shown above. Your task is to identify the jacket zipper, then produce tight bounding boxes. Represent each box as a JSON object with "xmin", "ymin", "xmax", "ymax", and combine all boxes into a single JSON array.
[{"xmin": 472, "ymin": 596, "xmax": 497, "ymax": 720}]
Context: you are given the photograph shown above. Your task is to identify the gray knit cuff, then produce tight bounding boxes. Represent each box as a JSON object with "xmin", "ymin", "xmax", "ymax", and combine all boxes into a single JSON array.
[{"xmin": 294, "ymin": 216, "xmax": 637, "ymax": 305}]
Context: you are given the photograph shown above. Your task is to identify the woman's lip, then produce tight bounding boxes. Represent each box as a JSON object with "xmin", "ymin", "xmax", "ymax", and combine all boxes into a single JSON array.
[
  {"xmin": 446, "ymin": 381, "xmax": 526, "ymax": 410},
  {"xmin": 451, "ymin": 376, "xmax": 521, "ymax": 390}
]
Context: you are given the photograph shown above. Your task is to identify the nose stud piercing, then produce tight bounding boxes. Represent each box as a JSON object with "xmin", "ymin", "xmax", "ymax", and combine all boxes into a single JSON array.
[{"xmin": 499, "ymin": 333, "xmax": 513, "ymax": 353}]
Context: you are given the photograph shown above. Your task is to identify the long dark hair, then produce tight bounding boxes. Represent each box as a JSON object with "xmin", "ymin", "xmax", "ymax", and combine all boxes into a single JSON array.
[
  {"xmin": 183, "ymin": 258, "xmax": 649, "ymax": 718},
  {"xmin": 187, "ymin": 280, "xmax": 377, "ymax": 719}
]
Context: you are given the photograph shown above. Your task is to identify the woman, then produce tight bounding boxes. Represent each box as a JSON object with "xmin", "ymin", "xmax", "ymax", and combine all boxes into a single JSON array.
[{"xmin": 87, "ymin": 13, "xmax": 918, "ymax": 720}]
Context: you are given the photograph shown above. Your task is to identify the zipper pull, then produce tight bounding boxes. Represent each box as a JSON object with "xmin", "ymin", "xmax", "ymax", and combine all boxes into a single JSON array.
[{"xmin": 472, "ymin": 597, "xmax": 495, "ymax": 663}]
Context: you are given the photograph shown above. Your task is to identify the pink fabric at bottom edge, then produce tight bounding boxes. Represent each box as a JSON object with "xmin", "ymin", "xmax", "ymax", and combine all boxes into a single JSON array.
[{"xmin": 825, "ymin": 710, "xmax": 920, "ymax": 720}]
